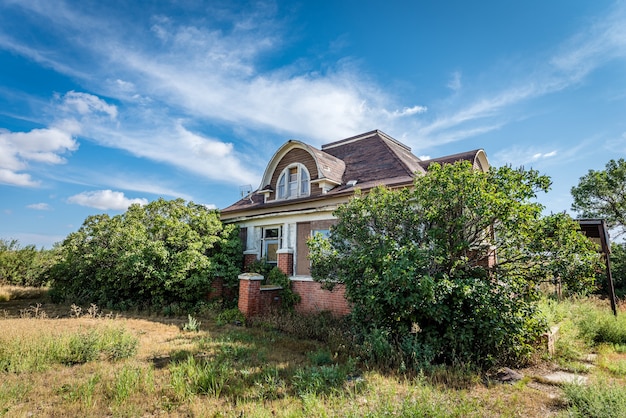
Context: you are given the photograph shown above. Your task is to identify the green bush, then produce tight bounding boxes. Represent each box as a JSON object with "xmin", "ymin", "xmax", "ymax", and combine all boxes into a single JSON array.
[
  {"xmin": 48, "ymin": 198, "xmax": 242, "ymax": 312},
  {"xmin": 576, "ymin": 301, "xmax": 626, "ymax": 345},
  {"xmin": 310, "ymin": 162, "xmax": 599, "ymax": 369},
  {"xmin": 216, "ymin": 308, "xmax": 245, "ymax": 326},
  {"xmin": 245, "ymin": 259, "xmax": 300, "ymax": 310},
  {"xmin": 0, "ymin": 239, "xmax": 58, "ymax": 287}
]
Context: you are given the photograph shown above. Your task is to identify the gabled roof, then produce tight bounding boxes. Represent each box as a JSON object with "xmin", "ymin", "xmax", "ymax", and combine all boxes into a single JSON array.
[
  {"xmin": 321, "ymin": 130, "xmax": 426, "ymax": 185},
  {"xmin": 221, "ymin": 130, "xmax": 488, "ymax": 216}
]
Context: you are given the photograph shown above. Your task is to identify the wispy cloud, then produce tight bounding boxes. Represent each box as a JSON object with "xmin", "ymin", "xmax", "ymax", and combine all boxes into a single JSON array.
[
  {"xmin": 447, "ymin": 71, "xmax": 462, "ymax": 92},
  {"xmin": 606, "ymin": 131, "xmax": 626, "ymax": 153},
  {"xmin": 27, "ymin": 203, "xmax": 51, "ymax": 210},
  {"xmin": 0, "ymin": 0, "xmax": 410, "ymax": 149},
  {"xmin": 411, "ymin": 2, "xmax": 626, "ymax": 148},
  {"xmin": 67, "ymin": 190, "xmax": 148, "ymax": 210},
  {"xmin": 492, "ymin": 146, "xmax": 561, "ymax": 168}
]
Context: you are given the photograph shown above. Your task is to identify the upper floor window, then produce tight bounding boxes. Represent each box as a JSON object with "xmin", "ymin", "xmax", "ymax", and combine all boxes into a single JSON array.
[{"xmin": 277, "ymin": 163, "xmax": 310, "ymax": 199}]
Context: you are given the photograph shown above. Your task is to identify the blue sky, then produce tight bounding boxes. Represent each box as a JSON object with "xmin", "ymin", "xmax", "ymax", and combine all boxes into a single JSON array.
[{"xmin": 1, "ymin": 0, "xmax": 625, "ymax": 248}]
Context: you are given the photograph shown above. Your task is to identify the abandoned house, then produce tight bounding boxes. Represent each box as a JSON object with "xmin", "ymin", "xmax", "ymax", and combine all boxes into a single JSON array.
[{"xmin": 220, "ymin": 129, "xmax": 489, "ymax": 317}]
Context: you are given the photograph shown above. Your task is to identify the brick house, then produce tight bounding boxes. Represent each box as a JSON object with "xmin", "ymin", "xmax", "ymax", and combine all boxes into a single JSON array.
[{"xmin": 221, "ymin": 130, "xmax": 489, "ymax": 316}]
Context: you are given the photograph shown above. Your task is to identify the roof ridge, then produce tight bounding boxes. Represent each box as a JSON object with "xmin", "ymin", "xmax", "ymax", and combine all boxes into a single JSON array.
[
  {"xmin": 376, "ymin": 133, "xmax": 420, "ymax": 177},
  {"xmin": 321, "ymin": 129, "xmax": 411, "ymax": 151}
]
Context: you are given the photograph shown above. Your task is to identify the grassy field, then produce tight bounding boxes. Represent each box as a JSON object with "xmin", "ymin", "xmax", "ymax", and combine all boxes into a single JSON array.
[{"xmin": 2, "ymin": 287, "xmax": 626, "ymax": 417}]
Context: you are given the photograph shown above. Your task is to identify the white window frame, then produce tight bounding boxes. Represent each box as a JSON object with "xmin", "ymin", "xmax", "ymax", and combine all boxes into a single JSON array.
[
  {"xmin": 261, "ymin": 226, "xmax": 282, "ymax": 265},
  {"xmin": 277, "ymin": 163, "xmax": 310, "ymax": 200}
]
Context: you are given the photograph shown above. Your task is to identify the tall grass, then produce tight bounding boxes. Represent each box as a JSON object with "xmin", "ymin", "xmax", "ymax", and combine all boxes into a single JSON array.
[
  {"xmin": 563, "ymin": 379, "xmax": 626, "ymax": 418},
  {"xmin": 0, "ymin": 325, "xmax": 137, "ymax": 372}
]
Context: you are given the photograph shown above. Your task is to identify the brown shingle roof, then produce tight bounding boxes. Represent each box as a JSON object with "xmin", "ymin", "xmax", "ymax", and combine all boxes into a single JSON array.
[
  {"xmin": 221, "ymin": 130, "xmax": 487, "ymax": 215},
  {"xmin": 321, "ymin": 130, "xmax": 425, "ymax": 184},
  {"xmin": 418, "ymin": 149, "xmax": 485, "ymax": 171}
]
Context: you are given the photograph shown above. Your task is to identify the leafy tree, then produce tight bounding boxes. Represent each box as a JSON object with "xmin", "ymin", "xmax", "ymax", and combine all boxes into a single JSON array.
[
  {"xmin": 309, "ymin": 162, "xmax": 601, "ymax": 368},
  {"xmin": 48, "ymin": 198, "xmax": 242, "ymax": 312},
  {"xmin": 0, "ymin": 239, "xmax": 58, "ymax": 287},
  {"xmin": 571, "ymin": 158, "xmax": 626, "ymax": 236}
]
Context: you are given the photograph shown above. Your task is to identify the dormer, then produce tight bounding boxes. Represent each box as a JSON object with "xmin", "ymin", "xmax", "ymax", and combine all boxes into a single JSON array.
[{"xmin": 258, "ymin": 140, "xmax": 345, "ymax": 203}]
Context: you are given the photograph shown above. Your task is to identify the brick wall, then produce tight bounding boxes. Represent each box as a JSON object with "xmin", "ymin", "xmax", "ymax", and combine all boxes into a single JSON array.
[
  {"xmin": 291, "ymin": 280, "xmax": 350, "ymax": 316},
  {"xmin": 243, "ymin": 253, "xmax": 258, "ymax": 269},
  {"xmin": 277, "ymin": 251, "xmax": 293, "ymax": 276}
]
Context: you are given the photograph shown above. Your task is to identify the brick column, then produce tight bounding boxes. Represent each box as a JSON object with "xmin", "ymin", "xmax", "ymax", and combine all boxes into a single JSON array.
[
  {"xmin": 238, "ymin": 273, "xmax": 264, "ymax": 317},
  {"xmin": 277, "ymin": 249, "xmax": 293, "ymax": 276}
]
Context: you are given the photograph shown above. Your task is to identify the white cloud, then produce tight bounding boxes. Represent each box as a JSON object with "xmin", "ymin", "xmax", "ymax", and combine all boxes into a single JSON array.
[
  {"xmin": 0, "ymin": 168, "xmax": 38, "ymax": 187},
  {"xmin": 59, "ymin": 91, "xmax": 118, "ymax": 120},
  {"xmin": 387, "ymin": 105, "xmax": 428, "ymax": 118},
  {"xmin": 0, "ymin": 126, "xmax": 78, "ymax": 186},
  {"xmin": 27, "ymin": 203, "xmax": 51, "ymax": 210},
  {"xmin": 492, "ymin": 147, "xmax": 559, "ymax": 167},
  {"xmin": 67, "ymin": 190, "xmax": 148, "ymax": 210}
]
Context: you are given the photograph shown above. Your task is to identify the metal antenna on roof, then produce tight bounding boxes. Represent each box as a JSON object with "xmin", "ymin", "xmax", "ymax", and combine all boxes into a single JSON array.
[{"xmin": 239, "ymin": 185, "xmax": 253, "ymax": 202}]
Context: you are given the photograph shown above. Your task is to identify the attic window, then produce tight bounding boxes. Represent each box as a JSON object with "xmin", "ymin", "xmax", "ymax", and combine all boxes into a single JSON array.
[{"xmin": 277, "ymin": 163, "xmax": 310, "ymax": 200}]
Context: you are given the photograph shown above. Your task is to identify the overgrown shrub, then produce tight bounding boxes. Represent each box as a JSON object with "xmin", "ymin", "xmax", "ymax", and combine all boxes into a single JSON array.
[
  {"xmin": 0, "ymin": 239, "xmax": 58, "ymax": 287},
  {"xmin": 245, "ymin": 258, "xmax": 300, "ymax": 310},
  {"xmin": 48, "ymin": 198, "xmax": 242, "ymax": 312},
  {"xmin": 310, "ymin": 162, "xmax": 600, "ymax": 369}
]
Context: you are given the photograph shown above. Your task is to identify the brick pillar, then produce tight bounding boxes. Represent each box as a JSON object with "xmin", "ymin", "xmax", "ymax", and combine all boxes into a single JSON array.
[
  {"xmin": 277, "ymin": 249, "xmax": 293, "ymax": 276},
  {"xmin": 238, "ymin": 273, "xmax": 264, "ymax": 317}
]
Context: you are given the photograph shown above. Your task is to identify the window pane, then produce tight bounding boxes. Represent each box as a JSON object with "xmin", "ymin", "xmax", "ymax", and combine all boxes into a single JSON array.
[
  {"xmin": 278, "ymin": 173, "xmax": 286, "ymax": 198},
  {"xmin": 301, "ymin": 169, "xmax": 309, "ymax": 195},
  {"xmin": 312, "ymin": 229, "xmax": 330, "ymax": 239},
  {"xmin": 265, "ymin": 228, "xmax": 279, "ymax": 238},
  {"xmin": 265, "ymin": 242, "xmax": 278, "ymax": 262}
]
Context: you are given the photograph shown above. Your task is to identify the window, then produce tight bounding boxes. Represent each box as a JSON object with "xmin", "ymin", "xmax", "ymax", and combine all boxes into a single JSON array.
[
  {"xmin": 311, "ymin": 229, "xmax": 330, "ymax": 240},
  {"xmin": 261, "ymin": 227, "xmax": 282, "ymax": 265},
  {"xmin": 277, "ymin": 164, "xmax": 310, "ymax": 199}
]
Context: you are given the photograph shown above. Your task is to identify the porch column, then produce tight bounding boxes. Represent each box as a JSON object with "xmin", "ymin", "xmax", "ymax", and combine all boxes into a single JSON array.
[{"xmin": 238, "ymin": 273, "xmax": 263, "ymax": 317}]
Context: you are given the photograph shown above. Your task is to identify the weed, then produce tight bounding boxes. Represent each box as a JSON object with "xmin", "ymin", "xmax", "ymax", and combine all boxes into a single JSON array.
[
  {"xmin": 19, "ymin": 303, "xmax": 47, "ymax": 319},
  {"xmin": 563, "ymin": 379, "xmax": 626, "ymax": 417},
  {"xmin": 308, "ymin": 348, "xmax": 334, "ymax": 366},
  {"xmin": 70, "ymin": 304, "xmax": 83, "ymax": 318},
  {"xmin": 580, "ymin": 311, "xmax": 626, "ymax": 345},
  {"xmin": 292, "ymin": 364, "xmax": 347, "ymax": 397},
  {"xmin": 109, "ymin": 364, "xmax": 154, "ymax": 404},
  {"xmin": 0, "ymin": 325, "xmax": 137, "ymax": 372},
  {"xmin": 216, "ymin": 307, "xmax": 245, "ymax": 326},
  {"xmin": 183, "ymin": 314, "xmax": 201, "ymax": 332},
  {"xmin": 169, "ymin": 356, "xmax": 229, "ymax": 400},
  {"xmin": 254, "ymin": 366, "xmax": 286, "ymax": 400}
]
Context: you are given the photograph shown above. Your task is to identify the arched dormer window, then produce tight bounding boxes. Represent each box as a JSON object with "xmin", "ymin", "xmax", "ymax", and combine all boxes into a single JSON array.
[{"xmin": 277, "ymin": 163, "xmax": 310, "ymax": 200}]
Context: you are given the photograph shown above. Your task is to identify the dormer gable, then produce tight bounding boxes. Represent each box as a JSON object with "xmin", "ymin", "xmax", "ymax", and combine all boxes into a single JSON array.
[{"xmin": 258, "ymin": 140, "xmax": 345, "ymax": 203}]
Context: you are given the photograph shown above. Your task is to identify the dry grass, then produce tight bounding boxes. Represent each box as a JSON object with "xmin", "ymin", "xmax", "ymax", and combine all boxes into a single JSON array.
[
  {"xmin": 3, "ymin": 291, "xmax": 623, "ymax": 417},
  {"xmin": 0, "ymin": 285, "xmax": 49, "ymax": 302}
]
